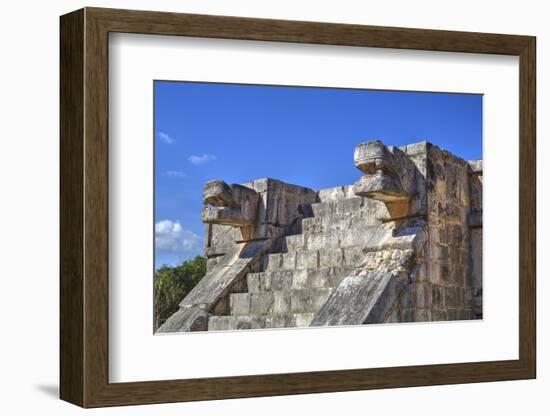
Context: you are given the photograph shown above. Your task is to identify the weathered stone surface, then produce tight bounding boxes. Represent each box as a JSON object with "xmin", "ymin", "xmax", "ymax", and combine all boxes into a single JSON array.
[
  {"xmin": 310, "ymin": 269, "xmax": 407, "ymax": 326},
  {"xmin": 247, "ymin": 266, "xmax": 353, "ymax": 293},
  {"xmin": 157, "ymin": 307, "xmax": 209, "ymax": 332},
  {"xmin": 202, "ymin": 181, "xmax": 260, "ymax": 232},
  {"xmin": 157, "ymin": 239, "xmax": 271, "ymax": 333},
  {"xmin": 317, "ymin": 185, "xmax": 356, "ymax": 202},
  {"xmin": 160, "ymin": 140, "xmax": 482, "ymax": 332},
  {"xmin": 180, "ymin": 240, "xmax": 270, "ymax": 309},
  {"xmin": 468, "ymin": 160, "xmax": 483, "ymax": 174},
  {"xmin": 352, "ymin": 141, "xmax": 424, "ymax": 219},
  {"xmin": 208, "ymin": 313, "xmax": 316, "ymax": 331},
  {"xmin": 353, "ymin": 172, "xmax": 406, "ymax": 203},
  {"xmin": 204, "ymin": 178, "xmax": 318, "ymax": 257},
  {"xmin": 470, "ymin": 227, "xmax": 483, "ymax": 318}
]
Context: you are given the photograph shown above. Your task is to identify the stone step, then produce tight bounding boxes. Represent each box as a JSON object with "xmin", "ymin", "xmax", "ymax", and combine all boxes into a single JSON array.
[
  {"xmin": 301, "ymin": 211, "xmax": 377, "ymax": 235},
  {"xmin": 247, "ymin": 266, "xmax": 354, "ymax": 293},
  {"xmin": 317, "ymin": 185, "xmax": 356, "ymax": 203},
  {"xmin": 208, "ymin": 313, "xmax": 316, "ymax": 331},
  {"xmin": 308, "ymin": 197, "xmax": 366, "ymax": 218},
  {"xmin": 263, "ymin": 245, "xmax": 366, "ymax": 271},
  {"xmin": 309, "ymin": 225, "xmax": 383, "ymax": 250},
  {"xmin": 229, "ymin": 288, "xmax": 333, "ymax": 315}
]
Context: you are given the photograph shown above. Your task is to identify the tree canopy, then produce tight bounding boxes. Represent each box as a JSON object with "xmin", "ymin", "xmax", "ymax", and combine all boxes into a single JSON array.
[{"xmin": 154, "ymin": 256, "xmax": 207, "ymax": 331}]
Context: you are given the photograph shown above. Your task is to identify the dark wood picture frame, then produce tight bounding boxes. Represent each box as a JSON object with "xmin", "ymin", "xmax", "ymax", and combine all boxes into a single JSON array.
[{"xmin": 60, "ymin": 7, "xmax": 536, "ymax": 408}]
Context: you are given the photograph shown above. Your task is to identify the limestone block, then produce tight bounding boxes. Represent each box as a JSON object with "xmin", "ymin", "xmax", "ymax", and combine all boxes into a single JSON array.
[
  {"xmin": 311, "ymin": 201, "xmax": 333, "ymax": 217},
  {"xmin": 246, "ymin": 272, "xmax": 262, "ymax": 293},
  {"xmin": 290, "ymin": 288, "xmax": 332, "ymax": 313},
  {"xmin": 470, "ymin": 227, "xmax": 482, "ymax": 293},
  {"xmin": 317, "ymin": 185, "xmax": 355, "ymax": 202},
  {"xmin": 413, "ymin": 282, "xmax": 432, "ymax": 308},
  {"xmin": 411, "ymin": 261, "xmax": 429, "ymax": 282},
  {"xmin": 272, "ymin": 291, "xmax": 291, "ymax": 314},
  {"xmin": 295, "ymin": 313, "xmax": 316, "ymax": 327},
  {"xmin": 291, "ymin": 269, "xmax": 314, "ymax": 289},
  {"xmin": 157, "ymin": 307, "xmax": 209, "ymax": 332},
  {"xmin": 339, "ymin": 226, "xmax": 377, "ymax": 248},
  {"xmin": 399, "ymin": 285, "xmax": 415, "ymax": 309},
  {"xmin": 463, "ymin": 287, "xmax": 473, "ymax": 305},
  {"xmin": 400, "ymin": 308, "xmax": 415, "ymax": 322},
  {"xmin": 385, "ymin": 308, "xmax": 400, "ymax": 323},
  {"xmin": 403, "ymin": 141, "xmax": 429, "ymax": 157},
  {"xmin": 296, "ymin": 250, "xmax": 319, "ymax": 269},
  {"xmin": 312, "ymin": 268, "xmax": 408, "ymax": 326},
  {"xmin": 307, "ymin": 231, "xmax": 341, "ymax": 251},
  {"xmin": 446, "ymin": 309, "xmax": 459, "ymax": 320},
  {"xmin": 249, "ymin": 293, "xmax": 274, "ymax": 315},
  {"xmin": 208, "ymin": 316, "xmax": 237, "ymax": 331},
  {"xmin": 318, "ymin": 248, "xmax": 343, "ymax": 268},
  {"xmin": 290, "ymin": 290, "xmax": 311, "ymax": 313},
  {"xmin": 281, "ymin": 252, "xmax": 296, "ymax": 270},
  {"xmin": 206, "ymin": 224, "xmax": 242, "ymax": 257},
  {"xmin": 342, "ymin": 246, "xmax": 364, "ymax": 266},
  {"xmin": 274, "ymin": 270, "xmax": 299, "ymax": 291},
  {"xmin": 264, "ymin": 253, "xmax": 283, "ymax": 271},
  {"xmin": 302, "ymin": 216, "xmax": 323, "ymax": 234},
  {"xmin": 431, "ymin": 309, "xmax": 448, "ymax": 321},
  {"xmin": 431, "ymin": 284, "xmax": 443, "ymax": 307},
  {"xmin": 459, "ymin": 309, "xmax": 474, "ymax": 320},
  {"xmin": 468, "ymin": 160, "xmax": 483, "ymax": 174},
  {"xmin": 414, "ymin": 308, "xmax": 432, "ymax": 322},
  {"xmin": 334, "ymin": 198, "xmax": 363, "ymax": 215},
  {"xmin": 444, "ymin": 286, "xmax": 459, "ymax": 308},
  {"xmin": 439, "ymin": 263, "xmax": 451, "ymax": 283},
  {"xmin": 300, "ymin": 266, "xmax": 352, "ymax": 289},
  {"xmin": 206, "ymin": 256, "xmax": 221, "ymax": 272},
  {"xmin": 285, "ymin": 234, "xmax": 305, "ymax": 251},
  {"xmin": 230, "ymin": 293, "xmax": 250, "ymax": 315}
]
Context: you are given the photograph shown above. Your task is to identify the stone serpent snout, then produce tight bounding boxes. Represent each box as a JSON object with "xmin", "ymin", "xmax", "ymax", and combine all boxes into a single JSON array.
[
  {"xmin": 202, "ymin": 180, "xmax": 260, "ymax": 240},
  {"xmin": 353, "ymin": 140, "xmax": 417, "ymax": 218}
]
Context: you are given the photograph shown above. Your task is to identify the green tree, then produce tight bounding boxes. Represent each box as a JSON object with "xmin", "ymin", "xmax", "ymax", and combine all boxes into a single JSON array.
[{"xmin": 154, "ymin": 256, "xmax": 207, "ymax": 331}]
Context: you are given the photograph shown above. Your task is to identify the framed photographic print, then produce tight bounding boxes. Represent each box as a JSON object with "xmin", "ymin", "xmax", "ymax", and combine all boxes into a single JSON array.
[{"xmin": 60, "ymin": 7, "xmax": 536, "ymax": 408}]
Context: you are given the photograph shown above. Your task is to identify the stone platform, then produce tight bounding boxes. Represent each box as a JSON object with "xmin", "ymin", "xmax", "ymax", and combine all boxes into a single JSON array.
[{"xmin": 158, "ymin": 140, "xmax": 482, "ymax": 333}]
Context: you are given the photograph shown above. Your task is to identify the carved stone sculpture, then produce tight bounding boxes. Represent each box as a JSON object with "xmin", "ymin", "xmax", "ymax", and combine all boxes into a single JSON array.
[
  {"xmin": 202, "ymin": 180, "xmax": 260, "ymax": 240},
  {"xmin": 353, "ymin": 140, "xmax": 418, "ymax": 218}
]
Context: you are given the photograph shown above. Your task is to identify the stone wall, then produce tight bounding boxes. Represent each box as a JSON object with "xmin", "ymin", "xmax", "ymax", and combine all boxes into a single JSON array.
[
  {"xmin": 424, "ymin": 144, "xmax": 475, "ymax": 321},
  {"xmin": 469, "ymin": 160, "xmax": 483, "ymax": 318}
]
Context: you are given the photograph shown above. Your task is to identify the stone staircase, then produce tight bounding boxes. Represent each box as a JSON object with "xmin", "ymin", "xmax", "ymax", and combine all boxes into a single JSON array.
[{"xmin": 208, "ymin": 187, "xmax": 380, "ymax": 331}]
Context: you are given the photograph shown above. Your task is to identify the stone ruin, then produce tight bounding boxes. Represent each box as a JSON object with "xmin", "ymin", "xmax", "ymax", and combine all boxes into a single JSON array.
[{"xmin": 158, "ymin": 140, "xmax": 483, "ymax": 333}]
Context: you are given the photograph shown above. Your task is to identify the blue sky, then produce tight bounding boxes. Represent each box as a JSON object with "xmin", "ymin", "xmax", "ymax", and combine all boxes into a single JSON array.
[{"xmin": 154, "ymin": 81, "xmax": 482, "ymax": 269}]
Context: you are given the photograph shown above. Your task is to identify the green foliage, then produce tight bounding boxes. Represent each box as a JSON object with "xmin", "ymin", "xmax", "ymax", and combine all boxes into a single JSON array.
[{"xmin": 154, "ymin": 256, "xmax": 207, "ymax": 331}]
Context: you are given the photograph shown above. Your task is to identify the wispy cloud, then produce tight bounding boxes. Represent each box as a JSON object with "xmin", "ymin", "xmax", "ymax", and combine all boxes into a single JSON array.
[
  {"xmin": 188, "ymin": 154, "xmax": 217, "ymax": 165},
  {"xmin": 157, "ymin": 131, "xmax": 175, "ymax": 144},
  {"xmin": 155, "ymin": 220, "xmax": 202, "ymax": 255},
  {"xmin": 164, "ymin": 170, "xmax": 187, "ymax": 178}
]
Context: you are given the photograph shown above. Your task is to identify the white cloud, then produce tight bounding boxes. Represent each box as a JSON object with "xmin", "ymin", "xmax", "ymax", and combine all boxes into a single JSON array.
[
  {"xmin": 157, "ymin": 131, "xmax": 175, "ymax": 144},
  {"xmin": 155, "ymin": 220, "xmax": 202, "ymax": 255},
  {"xmin": 188, "ymin": 153, "xmax": 217, "ymax": 165},
  {"xmin": 164, "ymin": 170, "xmax": 187, "ymax": 178}
]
